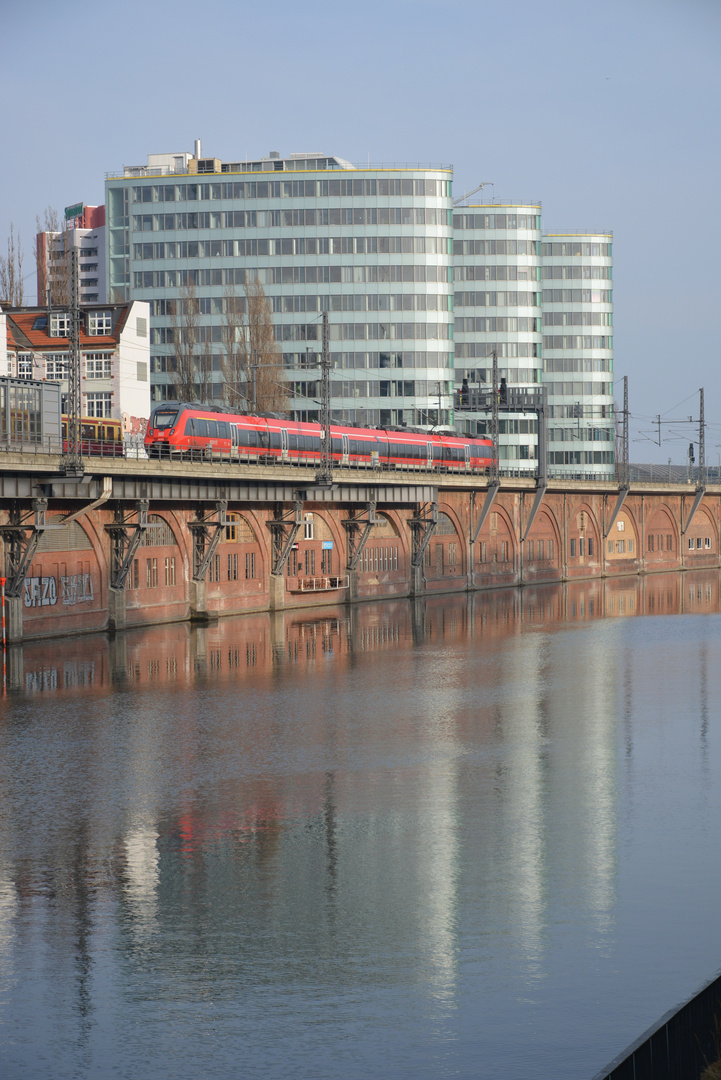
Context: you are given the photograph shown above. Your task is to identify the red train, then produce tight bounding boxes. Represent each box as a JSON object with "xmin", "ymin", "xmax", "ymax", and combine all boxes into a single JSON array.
[{"xmin": 145, "ymin": 403, "xmax": 495, "ymax": 472}]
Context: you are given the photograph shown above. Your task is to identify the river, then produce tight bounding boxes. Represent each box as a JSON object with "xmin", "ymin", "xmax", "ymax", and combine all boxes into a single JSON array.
[{"xmin": 1, "ymin": 571, "xmax": 721, "ymax": 1079}]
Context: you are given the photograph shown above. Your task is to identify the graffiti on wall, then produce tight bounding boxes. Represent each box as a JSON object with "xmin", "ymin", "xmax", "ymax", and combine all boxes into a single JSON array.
[{"xmin": 24, "ymin": 574, "xmax": 95, "ymax": 608}]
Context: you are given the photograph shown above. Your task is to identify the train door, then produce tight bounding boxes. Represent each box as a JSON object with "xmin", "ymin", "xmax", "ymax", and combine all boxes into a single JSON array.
[
  {"xmin": 426, "ymin": 442, "xmax": 434, "ymax": 469},
  {"xmin": 464, "ymin": 445, "xmax": 471, "ymax": 471},
  {"xmin": 281, "ymin": 428, "xmax": 289, "ymax": 461},
  {"xmin": 341, "ymin": 434, "xmax": 349, "ymax": 466}
]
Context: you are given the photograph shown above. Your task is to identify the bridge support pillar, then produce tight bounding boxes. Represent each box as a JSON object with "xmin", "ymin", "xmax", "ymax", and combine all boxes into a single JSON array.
[
  {"xmin": 409, "ymin": 563, "xmax": 425, "ymax": 598},
  {"xmin": 269, "ymin": 573, "xmax": 286, "ymax": 611},
  {"xmin": 6, "ymin": 596, "xmax": 23, "ymax": 644},
  {"xmin": 190, "ymin": 579, "xmax": 216, "ymax": 622},
  {"xmin": 346, "ymin": 568, "xmax": 359, "ymax": 604},
  {"xmin": 107, "ymin": 587, "xmax": 127, "ymax": 632}
]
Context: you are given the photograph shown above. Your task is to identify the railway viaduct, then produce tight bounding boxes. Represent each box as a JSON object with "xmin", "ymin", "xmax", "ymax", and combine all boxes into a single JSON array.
[{"xmin": 1, "ymin": 450, "xmax": 719, "ymax": 642}]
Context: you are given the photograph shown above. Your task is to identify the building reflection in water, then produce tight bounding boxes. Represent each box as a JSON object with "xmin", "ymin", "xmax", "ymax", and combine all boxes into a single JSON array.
[{"xmin": 0, "ymin": 569, "xmax": 720, "ymax": 1077}]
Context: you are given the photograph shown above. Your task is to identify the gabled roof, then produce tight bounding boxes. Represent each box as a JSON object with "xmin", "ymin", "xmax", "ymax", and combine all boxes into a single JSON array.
[{"xmin": 4, "ymin": 305, "xmax": 129, "ymax": 352}]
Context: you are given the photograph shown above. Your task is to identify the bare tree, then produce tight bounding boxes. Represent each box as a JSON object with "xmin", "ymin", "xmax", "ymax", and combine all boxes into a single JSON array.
[
  {"xmin": 36, "ymin": 207, "xmax": 71, "ymax": 307},
  {"xmin": 221, "ymin": 277, "xmax": 288, "ymax": 414},
  {"xmin": 169, "ymin": 281, "xmax": 201, "ymax": 402},
  {"xmin": 0, "ymin": 224, "xmax": 24, "ymax": 305}
]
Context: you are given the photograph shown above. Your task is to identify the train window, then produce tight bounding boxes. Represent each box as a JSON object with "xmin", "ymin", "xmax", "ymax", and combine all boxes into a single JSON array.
[
  {"xmin": 331, "ymin": 438, "xmax": 342, "ymax": 454},
  {"xmin": 153, "ymin": 409, "xmax": 178, "ymax": 429},
  {"xmin": 192, "ymin": 418, "xmax": 208, "ymax": 437},
  {"xmin": 81, "ymin": 424, "xmax": 96, "ymax": 439},
  {"xmin": 217, "ymin": 421, "xmax": 229, "ymax": 438},
  {"xmin": 269, "ymin": 432, "xmax": 281, "ymax": 449},
  {"xmin": 206, "ymin": 420, "xmax": 218, "ymax": 438}
]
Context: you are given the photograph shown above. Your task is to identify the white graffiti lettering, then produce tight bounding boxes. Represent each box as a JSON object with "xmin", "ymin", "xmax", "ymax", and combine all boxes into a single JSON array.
[
  {"xmin": 24, "ymin": 576, "xmax": 58, "ymax": 608},
  {"xmin": 60, "ymin": 574, "xmax": 95, "ymax": 606}
]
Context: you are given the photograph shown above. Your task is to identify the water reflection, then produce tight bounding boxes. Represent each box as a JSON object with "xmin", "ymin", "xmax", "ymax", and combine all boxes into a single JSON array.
[{"xmin": 1, "ymin": 570, "xmax": 720, "ymax": 1079}]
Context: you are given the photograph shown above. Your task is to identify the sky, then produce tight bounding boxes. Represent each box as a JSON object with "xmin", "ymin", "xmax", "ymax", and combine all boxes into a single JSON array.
[{"xmin": 1, "ymin": 0, "xmax": 719, "ymax": 463}]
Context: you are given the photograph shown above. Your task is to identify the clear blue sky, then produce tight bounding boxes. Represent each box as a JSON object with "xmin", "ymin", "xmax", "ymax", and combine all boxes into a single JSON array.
[{"xmin": 2, "ymin": 0, "xmax": 719, "ymax": 462}]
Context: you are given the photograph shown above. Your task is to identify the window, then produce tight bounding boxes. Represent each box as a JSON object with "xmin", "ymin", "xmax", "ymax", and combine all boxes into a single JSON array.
[
  {"xmin": 146, "ymin": 558, "xmax": 158, "ymax": 588},
  {"xmin": 45, "ymin": 354, "xmax": 67, "ymax": 380},
  {"xmin": 17, "ymin": 353, "xmax": 33, "ymax": 379},
  {"xmin": 245, "ymin": 552, "xmax": 255, "ymax": 579},
  {"xmin": 579, "ymin": 537, "xmax": 585, "ymax": 557},
  {"xmin": 85, "ymin": 392, "xmax": 112, "ymax": 418},
  {"xmin": 628, "ymin": 539, "xmax": 634, "ymax": 553},
  {"xmin": 164, "ymin": 556, "xmax": 176, "ymax": 586},
  {"xmin": 480, "ymin": 541, "xmax": 486, "ymax": 563},
  {"xmin": 225, "ymin": 514, "xmax": 238, "ymax": 542},
  {"xmin": 136, "ymin": 317, "xmax": 147, "ymax": 337},
  {"xmin": 500, "ymin": 540, "xmax": 508, "ymax": 563},
  {"xmin": 50, "ymin": 313, "xmax": 70, "ymax": 337},
  {"xmin": 608, "ymin": 540, "xmax": 613, "ymax": 554},
  {"xmin": 303, "ymin": 514, "xmax": 314, "ymax": 540},
  {"xmin": 705, "ymin": 537, "xmax": 711, "ymax": 549},
  {"xmin": 689, "ymin": 538, "xmax": 695, "ymax": 550},
  {"xmin": 697, "ymin": 537, "xmax": 703, "ymax": 549},
  {"xmin": 85, "ymin": 353, "xmax": 112, "ymax": 379},
  {"xmin": 648, "ymin": 534, "xmax": 655, "ymax": 552},
  {"xmin": 132, "ymin": 560, "xmax": 139, "ymax": 590},
  {"xmin": 570, "ymin": 538, "xmax": 576, "ymax": 557},
  {"xmin": 616, "ymin": 540, "xmax": 625, "ymax": 554},
  {"xmin": 228, "ymin": 553, "xmax": 238, "ymax": 580},
  {"xmin": 548, "ymin": 539, "xmax": 554, "ymax": 560},
  {"xmin": 208, "ymin": 554, "xmax": 221, "ymax": 582},
  {"xmin": 88, "ymin": 311, "xmax": 112, "ymax": 336},
  {"xmin": 667, "ymin": 535, "xmax": 673, "ymax": 551}
]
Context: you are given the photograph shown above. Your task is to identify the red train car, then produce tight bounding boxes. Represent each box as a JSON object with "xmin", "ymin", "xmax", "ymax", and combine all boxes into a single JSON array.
[{"xmin": 145, "ymin": 403, "xmax": 495, "ymax": 472}]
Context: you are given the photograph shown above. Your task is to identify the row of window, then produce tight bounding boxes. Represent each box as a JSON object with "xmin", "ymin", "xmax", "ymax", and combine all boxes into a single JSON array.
[
  {"xmin": 455, "ymin": 317, "xmax": 541, "ymax": 333},
  {"xmin": 454, "ymin": 240, "xmax": 540, "ymax": 256},
  {"xmin": 363, "ymin": 546, "xmax": 400, "ymax": 573},
  {"xmin": 133, "ymin": 207, "xmax": 452, "ymax": 233},
  {"xmin": 543, "ymin": 242, "xmax": 612, "ymax": 257},
  {"xmin": 548, "ymin": 404, "xmax": 613, "ymax": 419},
  {"xmin": 544, "ymin": 312, "xmax": 613, "ymax": 326},
  {"xmin": 137, "ymin": 263, "xmax": 453, "ymax": 291},
  {"xmin": 545, "ymin": 380, "xmax": 613, "ymax": 396},
  {"xmin": 128, "ymin": 178, "xmax": 450, "ymax": 203},
  {"xmin": 689, "ymin": 537, "xmax": 712, "ymax": 550},
  {"xmin": 549, "ymin": 450, "xmax": 614, "ymax": 464},
  {"xmin": 453, "ymin": 213, "xmax": 540, "ymax": 231},
  {"xmin": 543, "ymin": 289, "xmax": 612, "ymax": 303},
  {"xmin": 548, "ymin": 427, "xmax": 613, "ymax": 442},
  {"xmin": 479, "ymin": 540, "xmax": 511, "ymax": 564},
  {"xmin": 544, "ymin": 358, "xmax": 612, "ymax": 373},
  {"xmin": 525, "ymin": 538, "xmax": 556, "ymax": 561},
  {"xmin": 273, "ymin": 292, "xmax": 452, "ymax": 314},
  {"xmin": 48, "ymin": 311, "xmax": 113, "ymax": 337},
  {"xmin": 127, "ymin": 556, "xmax": 177, "ymax": 590},
  {"xmin": 544, "ymin": 336, "xmax": 612, "ymax": 350},
  {"xmin": 454, "ymin": 290, "xmax": 540, "ymax": 308},
  {"xmin": 453, "ymin": 265, "xmax": 540, "ymax": 282},
  {"xmin": 291, "ymin": 350, "xmax": 453, "ymax": 370},
  {"xmin": 152, "ymin": 322, "xmax": 448, "ymax": 347},
  {"xmin": 570, "ymin": 537, "xmax": 596, "ymax": 556},
  {"xmin": 454, "ymin": 342, "xmax": 541, "ymax": 359},
  {"xmin": 542, "ymin": 265, "xmax": 612, "ymax": 280}
]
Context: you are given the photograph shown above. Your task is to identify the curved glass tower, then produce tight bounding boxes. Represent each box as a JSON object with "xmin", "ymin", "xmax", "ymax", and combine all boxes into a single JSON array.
[
  {"xmin": 106, "ymin": 150, "xmax": 454, "ymax": 427},
  {"xmin": 541, "ymin": 234, "xmax": 614, "ymax": 478},
  {"xmin": 452, "ymin": 204, "xmax": 542, "ymax": 472}
]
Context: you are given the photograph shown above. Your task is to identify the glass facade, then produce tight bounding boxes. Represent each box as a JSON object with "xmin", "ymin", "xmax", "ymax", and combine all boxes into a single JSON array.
[
  {"xmin": 541, "ymin": 234, "xmax": 614, "ymax": 478},
  {"xmin": 452, "ymin": 205, "xmax": 542, "ymax": 471},
  {"xmin": 106, "ymin": 155, "xmax": 455, "ymax": 427}
]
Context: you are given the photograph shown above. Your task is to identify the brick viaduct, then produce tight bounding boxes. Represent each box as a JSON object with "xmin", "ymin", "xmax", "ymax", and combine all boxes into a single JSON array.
[{"xmin": 1, "ymin": 452, "xmax": 719, "ymax": 643}]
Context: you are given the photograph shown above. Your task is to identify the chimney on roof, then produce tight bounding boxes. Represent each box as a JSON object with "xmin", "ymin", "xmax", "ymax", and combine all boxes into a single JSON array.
[
  {"xmin": 194, "ymin": 139, "xmax": 202, "ymax": 159},
  {"xmin": 269, "ymin": 151, "xmax": 280, "ymax": 159}
]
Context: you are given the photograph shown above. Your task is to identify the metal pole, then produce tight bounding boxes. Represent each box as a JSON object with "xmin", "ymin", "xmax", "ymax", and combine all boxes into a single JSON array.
[
  {"xmin": 1, "ymin": 576, "xmax": 5, "ymax": 651},
  {"xmin": 490, "ymin": 351, "xmax": 499, "ymax": 481},
  {"xmin": 251, "ymin": 350, "xmax": 258, "ymax": 413},
  {"xmin": 317, "ymin": 312, "xmax": 332, "ymax": 486},
  {"xmin": 699, "ymin": 387, "xmax": 705, "ymax": 486},
  {"xmin": 64, "ymin": 247, "xmax": 83, "ymax": 474},
  {"xmin": 622, "ymin": 375, "xmax": 629, "ymax": 486}
]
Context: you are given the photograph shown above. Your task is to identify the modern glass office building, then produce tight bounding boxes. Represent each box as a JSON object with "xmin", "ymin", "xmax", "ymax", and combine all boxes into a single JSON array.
[
  {"xmin": 452, "ymin": 204, "xmax": 543, "ymax": 472},
  {"xmin": 541, "ymin": 234, "xmax": 614, "ymax": 478},
  {"xmin": 106, "ymin": 148, "xmax": 455, "ymax": 426}
]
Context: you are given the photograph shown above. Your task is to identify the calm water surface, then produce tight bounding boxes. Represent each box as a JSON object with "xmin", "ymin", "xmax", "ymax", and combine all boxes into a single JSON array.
[{"xmin": 1, "ymin": 572, "xmax": 721, "ymax": 1079}]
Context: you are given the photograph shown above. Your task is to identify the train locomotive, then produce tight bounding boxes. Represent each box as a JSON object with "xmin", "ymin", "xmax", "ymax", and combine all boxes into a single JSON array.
[{"xmin": 145, "ymin": 403, "xmax": 495, "ymax": 472}]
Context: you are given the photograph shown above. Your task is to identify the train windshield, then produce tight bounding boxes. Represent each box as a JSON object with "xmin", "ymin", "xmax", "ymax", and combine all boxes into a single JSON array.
[{"xmin": 152, "ymin": 409, "xmax": 179, "ymax": 430}]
